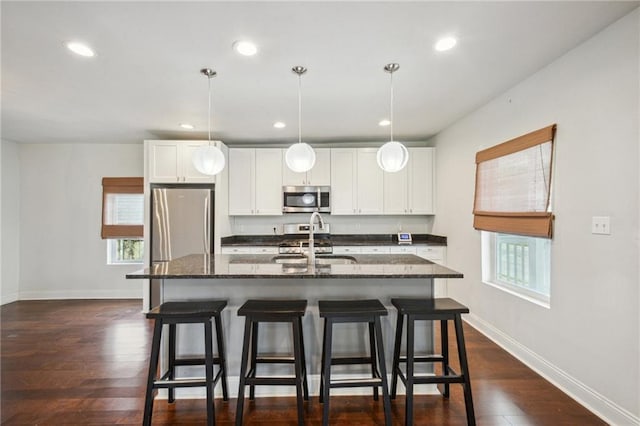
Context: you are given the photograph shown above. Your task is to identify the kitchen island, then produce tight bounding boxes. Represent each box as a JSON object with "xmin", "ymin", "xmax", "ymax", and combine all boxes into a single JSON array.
[{"xmin": 127, "ymin": 253, "xmax": 463, "ymax": 398}]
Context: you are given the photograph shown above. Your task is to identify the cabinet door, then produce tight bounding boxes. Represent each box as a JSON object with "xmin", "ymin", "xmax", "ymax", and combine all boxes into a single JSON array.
[
  {"xmin": 281, "ymin": 149, "xmax": 307, "ymax": 185},
  {"xmin": 228, "ymin": 149, "xmax": 255, "ymax": 215},
  {"xmin": 408, "ymin": 147, "xmax": 435, "ymax": 214},
  {"xmin": 182, "ymin": 141, "xmax": 217, "ymax": 183},
  {"xmin": 308, "ymin": 148, "xmax": 331, "ymax": 185},
  {"xmin": 356, "ymin": 148, "xmax": 383, "ymax": 214},
  {"xmin": 148, "ymin": 141, "xmax": 180, "ymax": 183},
  {"xmin": 330, "ymin": 149, "xmax": 357, "ymax": 215},
  {"xmin": 383, "ymin": 165, "xmax": 408, "ymax": 214},
  {"xmin": 254, "ymin": 149, "xmax": 283, "ymax": 215}
]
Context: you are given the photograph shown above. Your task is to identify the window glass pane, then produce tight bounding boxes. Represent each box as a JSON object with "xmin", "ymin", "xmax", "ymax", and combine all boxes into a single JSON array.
[
  {"xmin": 107, "ymin": 239, "xmax": 144, "ymax": 264},
  {"xmin": 481, "ymin": 231, "xmax": 550, "ymax": 306},
  {"xmin": 105, "ymin": 194, "xmax": 144, "ymax": 225}
]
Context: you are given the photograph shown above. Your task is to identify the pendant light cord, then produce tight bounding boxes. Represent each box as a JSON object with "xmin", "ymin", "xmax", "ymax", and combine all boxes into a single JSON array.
[
  {"xmin": 298, "ymin": 74, "xmax": 302, "ymax": 144},
  {"xmin": 207, "ymin": 75, "xmax": 212, "ymax": 144},
  {"xmin": 389, "ymin": 71, "xmax": 394, "ymax": 142}
]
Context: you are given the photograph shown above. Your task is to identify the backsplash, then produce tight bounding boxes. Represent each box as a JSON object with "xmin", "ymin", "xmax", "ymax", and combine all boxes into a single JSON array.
[{"xmin": 230, "ymin": 215, "xmax": 434, "ymax": 236}]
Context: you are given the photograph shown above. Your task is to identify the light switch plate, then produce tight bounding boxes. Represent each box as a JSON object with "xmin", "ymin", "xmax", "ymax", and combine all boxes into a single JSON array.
[{"xmin": 591, "ymin": 216, "xmax": 611, "ymax": 235}]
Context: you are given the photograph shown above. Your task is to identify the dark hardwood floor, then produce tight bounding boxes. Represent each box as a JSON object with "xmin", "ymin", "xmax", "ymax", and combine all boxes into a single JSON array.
[{"xmin": 1, "ymin": 300, "xmax": 605, "ymax": 425}]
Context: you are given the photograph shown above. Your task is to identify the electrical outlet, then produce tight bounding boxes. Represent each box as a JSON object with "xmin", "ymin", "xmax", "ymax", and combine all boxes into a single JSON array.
[{"xmin": 591, "ymin": 216, "xmax": 611, "ymax": 235}]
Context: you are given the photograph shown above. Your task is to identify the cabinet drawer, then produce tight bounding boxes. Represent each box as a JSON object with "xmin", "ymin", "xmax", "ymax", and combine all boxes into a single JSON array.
[
  {"xmin": 333, "ymin": 246, "xmax": 362, "ymax": 254},
  {"xmin": 416, "ymin": 246, "xmax": 445, "ymax": 262},
  {"xmin": 360, "ymin": 246, "xmax": 391, "ymax": 254},
  {"xmin": 252, "ymin": 247, "xmax": 279, "ymax": 254},
  {"xmin": 221, "ymin": 247, "xmax": 253, "ymax": 254},
  {"xmin": 389, "ymin": 246, "xmax": 417, "ymax": 255}
]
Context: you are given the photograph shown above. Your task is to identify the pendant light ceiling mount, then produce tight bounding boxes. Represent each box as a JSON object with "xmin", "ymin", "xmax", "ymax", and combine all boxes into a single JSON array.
[
  {"xmin": 285, "ymin": 65, "xmax": 316, "ymax": 173},
  {"xmin": 377, "ymin": 62, "xmax": 409, "ymax": 173},
  {"xmin": 192, "ymin": 67, "xmax": 226, "ymax": 176}
]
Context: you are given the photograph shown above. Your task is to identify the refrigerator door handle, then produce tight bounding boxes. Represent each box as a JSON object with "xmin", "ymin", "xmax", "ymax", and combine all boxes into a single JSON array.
[{"xmin": 203, "ymin": 196, "xmax": 210, "ymax": 254}]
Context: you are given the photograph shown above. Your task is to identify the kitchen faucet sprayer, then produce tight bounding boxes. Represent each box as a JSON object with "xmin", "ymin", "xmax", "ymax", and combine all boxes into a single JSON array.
[{"xmin": 308, "ymin": 211, "xmax": 325, "ymax": 265}]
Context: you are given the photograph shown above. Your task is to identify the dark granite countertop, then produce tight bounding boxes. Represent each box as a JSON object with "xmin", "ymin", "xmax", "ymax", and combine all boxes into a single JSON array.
[
  {"xmin": 126, "ymin": 253, "xmax": 463, "ymax": 279},
  {"xmin": 220, "ymin": 233, "xmax": 447, "ymax": 247}
]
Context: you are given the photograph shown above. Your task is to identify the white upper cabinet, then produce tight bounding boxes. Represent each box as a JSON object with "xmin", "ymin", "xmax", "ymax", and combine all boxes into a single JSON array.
[
  {"xmin": 383, "ymin": 147, "xmax": 435, "ymax": 215},
  {"xmin": 147, "ymin": 140, "xmax": 221, "ymax": 183},
  {"xmin": 229, "ymin": 148, "xmax": 283, "ymax": 216},
  {"xmin": 331, "ymin": 148, "xmax": 383, "ymax": 215},
  {"xmin": 282, "ymin": 148, "xmax": 331, "ymax": 186}
]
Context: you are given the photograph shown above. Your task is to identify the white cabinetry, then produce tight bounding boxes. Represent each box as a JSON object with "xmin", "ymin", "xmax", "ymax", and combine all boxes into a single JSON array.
[
  {"xmin": 229, "ymin": 148, "xmax": 283, "ymax": 216},
  {"xmin": 416, "ymin": 245, "xmax": 447, "ymax": 297},
  {"xmin": 282, "ymin": 148, "xmax": 331, "ymax": 186},
  {"xmin": 221, "ymin": 246, "xmax": 279, "ymax": 255},
  {"xmin": 147, "ymin": 140, "xmax": 223, "ymax": 183},
  {"xmin": 383, "ymin": 147, "xmax": 435, "ymax": 214},
  {"xmin": 331, "ymin": 148, "xmax": 383, "ymax": 215}
]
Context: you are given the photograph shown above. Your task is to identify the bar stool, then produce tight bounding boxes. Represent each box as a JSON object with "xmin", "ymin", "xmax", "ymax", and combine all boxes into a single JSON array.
[
  {"xmin": 143, "ymin": 300, "xmax": 228, "ymax": 426},
  {"xmin": 318, "ymin": 299, "xmax": 392, "ymax": 426},
  {"xmin": 235, "ymin": 299, "xmax": 309, "ymax": 426},
  {"xmin": 391, "ymin": 297, "xmax": 476, "ymax": 426}
]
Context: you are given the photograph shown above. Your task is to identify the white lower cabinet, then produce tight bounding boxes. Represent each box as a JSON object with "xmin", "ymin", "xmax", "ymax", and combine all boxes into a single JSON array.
[
  {"xmin": 221, "ymin": 246, "xmax": 278, "ymax": 255},
  {"xmin": 415, "ymin": 245, "xmax": 447, "ymax": 297}
]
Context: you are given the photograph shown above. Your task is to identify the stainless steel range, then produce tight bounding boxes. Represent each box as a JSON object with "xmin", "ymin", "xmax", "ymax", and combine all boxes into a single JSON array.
[{"xmin": 279, "ymin": 223, "xmax": 332, "ymax": 254}]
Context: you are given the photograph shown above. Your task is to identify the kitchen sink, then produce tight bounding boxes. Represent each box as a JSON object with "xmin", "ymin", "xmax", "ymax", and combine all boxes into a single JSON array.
[{"xmin": 271, "ymin": 255, "xmax": 357, "ymax": 265}]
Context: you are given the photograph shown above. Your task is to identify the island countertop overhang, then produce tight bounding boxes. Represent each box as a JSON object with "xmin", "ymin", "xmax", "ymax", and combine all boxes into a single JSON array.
[{"xmin": 126, "ymin": 253, "xmax": 464, "ymax": 280}]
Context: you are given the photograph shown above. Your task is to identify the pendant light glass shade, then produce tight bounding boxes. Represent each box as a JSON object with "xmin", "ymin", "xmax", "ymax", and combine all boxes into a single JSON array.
[
  {"xmin": 192, "ymin": 68, "xmax": 225, "ymax": 176},
  {"xmin": 377, "ymin": 63, "xmax": 409, "ymax": 173},
  {"xmin": 285, "ymin": 66, "xmax": 316, "ymax": 173}
]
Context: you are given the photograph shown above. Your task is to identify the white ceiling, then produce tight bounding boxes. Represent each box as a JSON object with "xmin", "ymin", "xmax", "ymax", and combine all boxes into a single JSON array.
[{"xmin": 2, "ymin": 1, "xmax": 637, "ymax": 146}]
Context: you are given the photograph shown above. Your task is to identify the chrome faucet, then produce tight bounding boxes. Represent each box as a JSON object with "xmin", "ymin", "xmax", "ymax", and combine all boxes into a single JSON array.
[{"xmin": 308, "ymin": 211, "xmax": 325, "ymax": 265}]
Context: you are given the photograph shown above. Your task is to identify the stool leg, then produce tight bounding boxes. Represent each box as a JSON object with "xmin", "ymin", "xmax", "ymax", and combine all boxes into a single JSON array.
[
  {"xmin": 292, "ymin": 318, "xmax": 305, "ymax": 426},
  {"xmin": 249, "ymin": 321, "xmax": 258, "ymax": 400},
  {"xmin": 297, "ymin": 317, "xmax": 309, "ymax": 400},
  {"xmin": 441, "ymin": 319, "xmax": 450, "ymax": 398},
  {"xmin": 321, "ymin": 318, "xmax": 334, "ymax": 426},
  {"xmin": 168, "ymin": 323, "xmax": 176, "ymax": 403},
  {"xmin": 405, "ymin": 316, "xmax": 415, "ymax": 426},
  {"xmin": 235, "ymin": 318, "xmax": 252, "ymax": 426},
  {"xmin": 213, "ymin": 313, "xmax": 229, "ymax": 401},
  {"xmin": 454, "ymin": 315, "xmax": 476, "ymax": 426},
  {"xmin": 368, "ymin": 322, "xmax": 379, "ymax": 401},
  {"xmin": 374, "ymin": 316, "xmax": 392, "ymax": 426},
  {"xmin": 319, "ymin": 318, "xmax": 327, "ymax": 403},
  {"xmin": 391, "ymin": 311, "xmax": 404, "ymax": 399},
  {"xmin": 143, "ymin": 319, "xmax": 163, "ymax": 426},
  {"xmin": 204, "ymin": 320, "xmax": 215, "ymax": 426}
]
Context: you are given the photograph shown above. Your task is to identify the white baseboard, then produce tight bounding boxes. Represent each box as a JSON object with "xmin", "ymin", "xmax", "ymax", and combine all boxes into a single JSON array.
[
  {"xmin": 157, "ymin": 374, "xmax": 439, "ymax": 400},
  {"xmin": 465, "ymin": 313, "xmax": 639, "ymax": 426},
  {"xmin": 17, "ymin": 289, "xmax": 142, "ymax": 300},
  {"xmin": 0, "ymin": 291, "xmax": 19, "ymax": 306}
]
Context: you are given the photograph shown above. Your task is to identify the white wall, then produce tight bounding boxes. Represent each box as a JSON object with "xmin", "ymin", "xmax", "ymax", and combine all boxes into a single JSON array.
[
  {"xmin": 1, "ymin": 140, "xmax": 21, "ymax": 305},
  {"xmin": 19, "ymin": 143, "xmax": 144, "ymax": 299},
  {"xmin": 431, "ymin": 9, "xmax": 639, "ymax": 425}
]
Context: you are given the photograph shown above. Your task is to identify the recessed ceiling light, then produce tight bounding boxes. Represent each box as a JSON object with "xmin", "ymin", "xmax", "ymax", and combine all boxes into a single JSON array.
[
  {"xmin": 233, "ymin": 40, "xmax": 258, "ymax": 56},
  {"xmin": 434, "ymin": 36, "xmax": 457, "ymax": 52},
  {"xmin": 180, "ymin": 123, "xmax": 195, "ymax": 130},
  {"xmin": 379, "ymin": 119, "xmax": 391, "ymax": 127},
  {"xmin": 66, "ymin": 41, "xmax": 95, "ymax": 57},
  {"xmin": 273, "ymin": 121, "xmax": 286, "ymax": 129}
]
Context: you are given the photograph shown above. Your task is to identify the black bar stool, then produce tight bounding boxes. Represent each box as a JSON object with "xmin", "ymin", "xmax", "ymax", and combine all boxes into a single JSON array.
[
  {"xmin": 391, "ymin": 297, "xmax": 476, "ymax": 426},
  {"xmin": 143, "ymin": 300, "xmax": 228, "ymax": 426},
  {"xmin": 318, "ymin": 299, "xmax": 392, "ymax": 426},
  {"xmin": 235, "ymin": 299, "xmax": 309, "ymax": 426}
]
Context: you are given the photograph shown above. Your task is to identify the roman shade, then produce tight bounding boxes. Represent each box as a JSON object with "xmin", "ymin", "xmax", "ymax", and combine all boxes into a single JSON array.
[
  {"xmin": 473, "ymin": 124, "xmax": 556, "ymax": 238},
  {"xmin": 101, "ymin": 177, "xmax": 144, "ymax": 238}
]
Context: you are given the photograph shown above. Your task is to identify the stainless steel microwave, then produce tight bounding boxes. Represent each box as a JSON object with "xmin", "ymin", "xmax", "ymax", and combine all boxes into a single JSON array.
[{"xmin": 282, "ymin": 186, "xmax": 330, "ymax": 213}]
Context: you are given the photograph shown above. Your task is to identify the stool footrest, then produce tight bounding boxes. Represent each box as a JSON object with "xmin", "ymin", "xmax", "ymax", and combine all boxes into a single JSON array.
[
  {"xmin": 255, "ymin": 355, "xmax": 295, "ymax": 364},
  {"xmin": 153, "ymin": 377, "xmax": 211, "ymax": 388},
  {"xmin": 174, "ymin": 356, "xmax": 224, "ymax": 366},
  {"xmin": 330, "ymin": 356, "xmax": 375, "ymax": 366},
  {"xmin": 395, "ymin": 367, "xmax": 465, "ymax": 385},
  {"xmin": 244, "ymin": 376, "xmax": 298, "ymax": 386},
  {"xmin": 398, "ymin": 355, "xmax": 445, "ymax": 363},
  {"xmin": 330, "ymin": 377, "xmax": 383, "ymax": 388}
]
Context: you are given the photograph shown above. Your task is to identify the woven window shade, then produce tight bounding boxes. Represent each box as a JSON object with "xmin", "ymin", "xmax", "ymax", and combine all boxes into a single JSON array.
[
  {"xmin": 473, "ymin": 125, "xmax": 556, "ymax": 238},
  {"xmin": 101, "ymin": 177, "xmax": 144, "ymax": 238}
]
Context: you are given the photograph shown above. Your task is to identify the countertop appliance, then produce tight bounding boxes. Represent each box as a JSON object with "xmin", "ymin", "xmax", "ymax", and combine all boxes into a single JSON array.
[
  {"xmin": 283, "ymin": 185, "xmax": 330, "ymax": 213},
  {"xmin": 279, "ymin": 223, "xmax": 332, "ymax": 254},
  {"xmin": 150, "ymin": 184, "xmax": 214, "ymax": 309}
]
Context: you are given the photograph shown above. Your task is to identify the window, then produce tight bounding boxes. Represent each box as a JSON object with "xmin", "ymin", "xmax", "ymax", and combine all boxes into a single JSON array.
[
  {"xmin": 102, "ymin": 177, "xmax": 144, "ymax": 265},
  {"xmin": 474, "ymin": 125, "xmax": 556, "ymax": 306}
]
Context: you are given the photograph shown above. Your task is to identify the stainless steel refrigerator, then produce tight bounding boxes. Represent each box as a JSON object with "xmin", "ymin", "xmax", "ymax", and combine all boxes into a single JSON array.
[{"xmin": 149, "ymin": 184, "xmax": 214, "ymax": 309}]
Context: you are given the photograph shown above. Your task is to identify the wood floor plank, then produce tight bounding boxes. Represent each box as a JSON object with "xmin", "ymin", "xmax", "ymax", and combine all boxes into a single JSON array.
[{"xmin": 1, "ymin": 300, "xmax": 606, "ymax": 425}]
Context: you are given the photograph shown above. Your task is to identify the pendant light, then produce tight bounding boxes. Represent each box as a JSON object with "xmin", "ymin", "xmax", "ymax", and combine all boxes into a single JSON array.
[
  {"xmin": 192, "ymin": 68, "xmax": 226, "ymax": 176},
  {"xmin": 377, "ymin": 63, "xmax": 409, "ymax": 173},
  {"xmin": 285, "ymin": 66, "xmax": 316, "ymax": 173}
]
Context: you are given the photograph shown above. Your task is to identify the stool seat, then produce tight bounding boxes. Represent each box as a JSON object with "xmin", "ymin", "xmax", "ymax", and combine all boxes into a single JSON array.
[
  {"xmin": 319, "ymin": 299, "xmax": 388, "ymax": 317},
  {"xmin": 144, "ymin": 300, "xmax": 228, "ymax": 426},
  {"xmin": 238, "ymin": 299, "xmax": 307, "ymax": 318},
  {"xmin": 147, "ymin": 300, "xmax": 228, "ymax": 319},
  {"xmin": 391, "ymin": 297, "xmax": 469, "ymax": 315}
]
